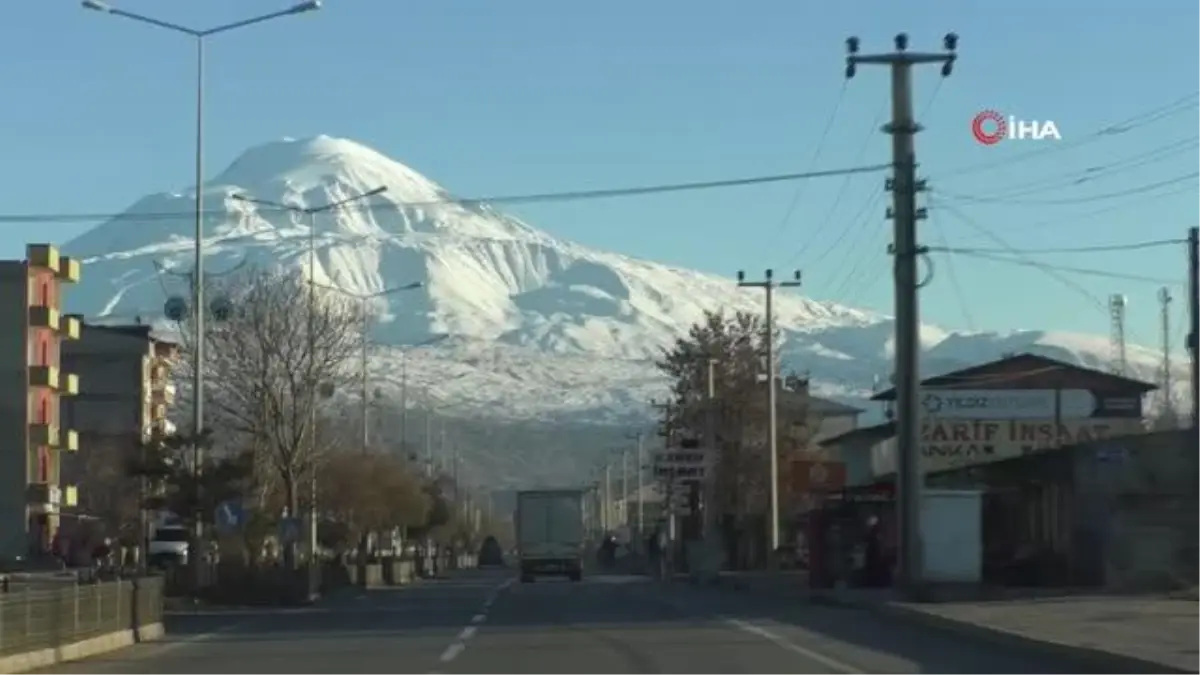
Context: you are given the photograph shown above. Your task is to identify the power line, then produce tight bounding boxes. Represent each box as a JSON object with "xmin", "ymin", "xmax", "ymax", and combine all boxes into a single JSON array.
[
  {"xmin": 972, "ymin": 180, "xmax": 1197, "ymax": 233},
  {"xmin": 938, "ymin": 91, "xmax": 1199, "ymax": 179},
  {"xmin": 0, "ymin": 162, "xmax": 892, "ymax": 226},
  {"xmin": 763, "ymin": 81, "xmax": 849, "ymax": 254},
  {"xmin": 950, "ymin": 249, "xmax": 1185, "ymax": 286},
  {"xmin": 934, "ymin": 238, "xmax": 1186, "ymax": 255},
  {"xmin": 939, "ymin": 171, "xmax": 1200, "ymax": 206},
  {"xmin": 958, "ymin": 136, "xmax": 1198, "ymax": 200}
]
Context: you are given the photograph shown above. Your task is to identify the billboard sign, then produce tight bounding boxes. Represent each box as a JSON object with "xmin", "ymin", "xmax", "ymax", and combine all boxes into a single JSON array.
[
  {"xmin": 917, "ymin": 388, "xmax": 1122, "ymax": 419},
  {"xmin": 873, "ymin": 417, "xmax": 1146, "ymax": 475}
]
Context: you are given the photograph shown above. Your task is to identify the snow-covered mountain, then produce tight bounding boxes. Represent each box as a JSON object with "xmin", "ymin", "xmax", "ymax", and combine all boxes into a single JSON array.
[{"xmin": 64, "ymin": 135, "xmax": 1179, "ymax": 427}]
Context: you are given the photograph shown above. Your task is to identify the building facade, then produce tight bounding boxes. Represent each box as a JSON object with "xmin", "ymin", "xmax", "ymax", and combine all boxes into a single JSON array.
[
  {"xmin": 60, "ymin": 323, "xmax": 178, "ymax": 538},
  {"xmin": 0, "ymin": 244, "xmax": 82, "ymax": 560}
]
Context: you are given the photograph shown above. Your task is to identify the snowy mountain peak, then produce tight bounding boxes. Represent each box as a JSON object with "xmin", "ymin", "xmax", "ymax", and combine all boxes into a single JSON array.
[{"xmin": 215, "ymin": 135, "xmax": 448, "ymax": 206}]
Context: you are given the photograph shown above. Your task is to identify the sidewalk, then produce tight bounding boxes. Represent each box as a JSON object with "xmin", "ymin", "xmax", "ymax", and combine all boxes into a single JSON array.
[{"xmin": 715, "ymin": 574, "xmax": 1198, "ymax": 673}]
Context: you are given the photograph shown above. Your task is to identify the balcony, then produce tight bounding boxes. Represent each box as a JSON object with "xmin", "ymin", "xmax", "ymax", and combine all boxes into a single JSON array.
[
  {"xmin": 153, "ymin": 381, "xmax": 177, "ymax": 405},
  {"xmin": 63, "ymin": 430, "xmax": 79, "ymax": 452},
  {"xmin": 57, "ymin": 256, "xmax": 80, "ymax": 283},
  {"xmin": 29, "ymin": 305, "xmax": 60, "ymax": 331},
  {"xmin": 29, "ymin": 422, "xmax": 60, "ymax": 448},
  {"xmin": 26, "ymin": 483, "xmax": 62, "ymax": 513},
  {"xmin": 29, "ymin": 365, "xmax": 60, "ymax": 389},
  {"xmin": 64, "ymin": 485, "xmax": 79, "ymax": 508},
  {"xmin": 26, "ymin": 244, "xmax": 61, "ymax": 272},
  {"xmin": 63, "ymin": 314, "xmax": 82, "ymax": 340},
  {"xmin": 150, "ymin": 403, "xmax": 168, "ymax": 421},
  {"xmin": 63, "ymin": 373, "xmax": 79, "ymax": 396}
]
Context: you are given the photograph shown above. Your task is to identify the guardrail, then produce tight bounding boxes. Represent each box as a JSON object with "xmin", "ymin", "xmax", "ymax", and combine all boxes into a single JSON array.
[{"xmin": 0, "ymin": 576, "xmax": 164, "ymax": 672}]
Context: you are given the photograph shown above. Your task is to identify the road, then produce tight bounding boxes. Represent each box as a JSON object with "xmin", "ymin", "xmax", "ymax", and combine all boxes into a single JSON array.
[{"xmin": 34, "ymin": 569, "xmax": 1094, "ymax": 674}]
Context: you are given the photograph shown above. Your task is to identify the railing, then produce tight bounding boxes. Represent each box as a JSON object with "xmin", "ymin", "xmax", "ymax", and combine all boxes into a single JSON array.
[{"xmin": 0, "ymin": 577, "xmax": 163, "ymax": 658}]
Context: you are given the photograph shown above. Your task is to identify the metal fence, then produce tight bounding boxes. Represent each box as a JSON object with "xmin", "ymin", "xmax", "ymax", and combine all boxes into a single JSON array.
[{"xmin": 0, "ymin": 576, "xmax": 163, "ymax": 657}]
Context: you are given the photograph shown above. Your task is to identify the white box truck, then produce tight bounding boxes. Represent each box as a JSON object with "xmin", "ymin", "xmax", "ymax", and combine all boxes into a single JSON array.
[{"xmin": 517, "ymin": 489, "xmax": 585, "ymax": 583}]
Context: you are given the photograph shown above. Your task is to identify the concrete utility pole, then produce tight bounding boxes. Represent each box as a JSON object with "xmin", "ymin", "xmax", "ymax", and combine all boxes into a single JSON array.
[
  {"xmin": 703, "ymin": 358, "xmax": 718, "ymax": 541},
  {"xmin": 603, "ymin": 461, "xmax": 613, "ymax": 531},
  {"xmin": 1159, "ymin": 287, "xmax": 1174, "ymax": 421},
  {"xmin": 846, "ymin": 32, "xmax": 957, "ymax": 594},
  {"xmin": 737, "ymin": 269, "xmax": 800, "ymax": 555},
  {"xmin": 1187, "ymin": 227, "xmax": 1199, "ymax": 432},
  {"xmin": 620, "ymin": 446, "xmax": 629, "ymax": 527},
  {"xmin": 625, "ymin": 431, "xmax": 645, "ymax": 533},
  {"xmin": 650, "ymin": 399, "xmax": 676, "ymax": 540}
]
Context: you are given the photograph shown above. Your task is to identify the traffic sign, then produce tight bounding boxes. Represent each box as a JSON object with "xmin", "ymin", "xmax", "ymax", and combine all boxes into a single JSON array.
[
  {"xmin": 279, "ymin": 517, "xmax": 303, "ymax": 544},
  {"xmin": 214, "ymin": 500, "xmax": 245, "ymax": 535}
]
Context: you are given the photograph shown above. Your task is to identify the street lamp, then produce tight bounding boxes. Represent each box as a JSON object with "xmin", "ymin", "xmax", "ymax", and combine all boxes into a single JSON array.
[
  {"xmin": 85, "ymin": 0, "xmax": 321, "ymax": 584},
  {"xmin": 310, "ymin": 281, "xmax": 424, "ymax": 456},
  {"xmin": 399, "ymin": 334, "xmax": 451, "ymax": 453}
]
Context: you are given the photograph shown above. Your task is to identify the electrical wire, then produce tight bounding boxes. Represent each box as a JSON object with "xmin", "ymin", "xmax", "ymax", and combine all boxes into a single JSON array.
[
  {"xmin": 0, "ymin": 163, "xmax": 892, "ymax": 226},
  {"xmin": 938, "ymin": 91, "xmax": 1199, "ymax": 179},
  {"xmin": 967, "ymin": 180, "xmax": 1197, "ymax": 234},
  {"xmin": 936, "ymin": 202, "xmax": 1109, "ymax": 313},
  {"xmin": 763, "ymin": 81, "xmax": 848, "ymax": 255},
  {"xmin": 957, "ymin": 136, "xmax": 1198, "ymax": 201},
  {"xmin": 948, "ymin": 250, "xmax": 1185, "ymax": 286},
  {"xmin": 927, "ymin": 204, "xmax": 976, "ymax": 331},
  {"xmin": 934, "ymin": 238, "xmax": 1186, "ymax": 255},
  {"xmin": 783, "ymin": 97, "xmax": 890, "ymax": 267},
  {"xmin": 939, "ymin": 171, "xmax": 1200, "ymax": 207}
]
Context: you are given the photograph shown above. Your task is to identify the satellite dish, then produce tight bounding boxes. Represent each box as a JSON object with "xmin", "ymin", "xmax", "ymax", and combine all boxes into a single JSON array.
[
  {"xmin": 210, "ymin": 296, "xmax": 233, "ymax": 322},
  {"xmin": 164, "ymin": 296, "xmax": 188, "ymax": 322}
]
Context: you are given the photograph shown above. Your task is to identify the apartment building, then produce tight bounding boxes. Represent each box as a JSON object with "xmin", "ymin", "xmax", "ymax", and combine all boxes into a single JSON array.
[
  {"xmin": 60, "ymin": 323, "xmax": 179, "ymax": 531},
  {"xmin": 0, "ymin": 244, "xmax": 82, "ymax": 560}
]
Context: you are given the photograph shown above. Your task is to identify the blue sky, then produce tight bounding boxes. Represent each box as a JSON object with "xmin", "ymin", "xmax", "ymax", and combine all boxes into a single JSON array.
[{"xmin": 1, "ymin": 0, "xmax": 1196, "ymax": 349}]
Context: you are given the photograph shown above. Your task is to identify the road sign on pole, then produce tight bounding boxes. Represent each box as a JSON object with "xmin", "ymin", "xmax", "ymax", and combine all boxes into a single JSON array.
[{"xmin": 214, "ymin": 500, "xmax": 245, "ymax": 535}]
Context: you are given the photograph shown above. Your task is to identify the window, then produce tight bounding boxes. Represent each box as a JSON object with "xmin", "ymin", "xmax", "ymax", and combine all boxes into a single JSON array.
[
  {"xmin": 38, "ymin": 448, "xmax": 48, "ymax": 483},
  {"xmin": 38, "ymin": 396, "xmax": 48, "ymax": 424},
  {"xmin": 38, "ymin": 339, "xmax": 48, "ymax": 366},
  {"xmin": 39, "ymin": 281, "xmax": 49, "ymax": 307}
]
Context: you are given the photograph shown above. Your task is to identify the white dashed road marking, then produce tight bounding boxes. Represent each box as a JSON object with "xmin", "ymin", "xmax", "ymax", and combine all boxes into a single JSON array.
[
  {"xmin": 725, "ymin": 617, "xmax": 860, "ymax": 674},
  {"xmin": 435, "ymin": 578, "xmax": 513, "ymax": 667}
]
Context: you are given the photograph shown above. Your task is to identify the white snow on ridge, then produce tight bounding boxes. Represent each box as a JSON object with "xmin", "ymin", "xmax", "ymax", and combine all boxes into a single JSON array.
[{"xmin": 61, "ymin": 135, "xmax": 1182, "ymax": 425}]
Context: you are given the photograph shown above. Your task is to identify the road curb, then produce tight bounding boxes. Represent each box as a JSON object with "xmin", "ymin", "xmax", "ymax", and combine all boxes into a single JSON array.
[{"xmin": 815, "ymin": 592, "xmax": 1193, "ymax": 674}]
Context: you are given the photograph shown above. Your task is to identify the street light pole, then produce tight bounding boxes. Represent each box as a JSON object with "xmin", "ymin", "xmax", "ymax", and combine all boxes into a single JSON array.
[{"xmin": 85, "ymin": 0, "xmax": 321, "ymax": 588}]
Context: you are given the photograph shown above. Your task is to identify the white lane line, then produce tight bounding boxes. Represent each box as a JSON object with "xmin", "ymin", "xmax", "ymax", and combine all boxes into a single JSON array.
[
  {"xmin": 471, "ymin": 613, "xmax": 486, "ymax": 624},
  {"xmin": 439, "ymin": 642, "xmax": 465, "ymax": 663},
  {"xmin": 458, "ymin": 626, "xmax": 477, "ymax": 641},
  {"xmin": 724, "ymin": 617, "xmax": 860, "ymax": 674}
]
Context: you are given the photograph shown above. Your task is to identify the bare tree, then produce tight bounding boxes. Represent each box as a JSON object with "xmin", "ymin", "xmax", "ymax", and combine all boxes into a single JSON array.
[{"xmin": 174, "ymin": 267, "xmax": 362, "ymax": 521}]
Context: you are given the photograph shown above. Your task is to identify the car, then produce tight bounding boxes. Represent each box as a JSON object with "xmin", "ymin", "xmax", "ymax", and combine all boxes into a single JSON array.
[{"xmin": 477, "ymin": 536, "xmax": 505, "ymax": 567}]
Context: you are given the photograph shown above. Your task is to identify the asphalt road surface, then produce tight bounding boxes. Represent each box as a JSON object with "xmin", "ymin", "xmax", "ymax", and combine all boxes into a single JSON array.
[{"xmin": 33, "ymin": 569, "xmax": 1093, "ymax": 674}]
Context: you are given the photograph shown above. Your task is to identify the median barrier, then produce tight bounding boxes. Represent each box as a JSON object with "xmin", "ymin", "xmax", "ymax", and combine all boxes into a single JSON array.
[{"xmin": 0, "ymin": 576, "xmax": 164, "ymax": 673}]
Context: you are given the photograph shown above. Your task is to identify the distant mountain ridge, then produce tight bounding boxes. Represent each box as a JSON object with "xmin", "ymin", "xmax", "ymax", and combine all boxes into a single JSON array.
[{"xmin": 63, "ymin": 135, "xmax": 1179, "ymax": 431}]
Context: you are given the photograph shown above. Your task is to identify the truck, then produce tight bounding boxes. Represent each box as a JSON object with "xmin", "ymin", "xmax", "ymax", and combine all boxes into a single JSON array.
[{"xmin": 516, "ymin": 489, "xmax": 586, "ymax": 583}]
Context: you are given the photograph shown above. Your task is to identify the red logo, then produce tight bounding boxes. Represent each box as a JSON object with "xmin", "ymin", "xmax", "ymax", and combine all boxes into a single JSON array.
[{"xmin": 971, "ymin": 110, "xmax": 1007, "ymax": 145}]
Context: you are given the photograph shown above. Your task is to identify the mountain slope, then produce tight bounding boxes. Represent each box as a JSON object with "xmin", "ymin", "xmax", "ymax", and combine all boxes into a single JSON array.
[{"xmin": 64, "ymin": 135, "xmax": 1179, "ymax": 425}]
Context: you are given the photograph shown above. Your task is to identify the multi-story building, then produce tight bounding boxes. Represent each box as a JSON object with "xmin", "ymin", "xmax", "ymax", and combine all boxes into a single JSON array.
[
  {"xmin": 0, "ymin": 244, "xmax": 82, "ymax": 560},
  {"xmin": 60, "ymin": 323, "xmax": 179, "ymax": 537}
]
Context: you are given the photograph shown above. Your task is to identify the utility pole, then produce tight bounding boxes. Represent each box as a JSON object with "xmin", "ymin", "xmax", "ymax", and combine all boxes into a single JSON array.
[
  {"xmin": 1159, "ymin": 287, "xmax": 1175, "ymax": 422},
  {"xmin": 703, "ymin": 358, "xmax": 718, "ymax": 542},
  {"xmin": 1187, "ymin": 227, "xmax": 1199, "ymax": 431},
  {"xmin": 360, "ymin": 297, "xmax": 370, "ymax": 455},
  {"xmin": 620, "ymin": 446, "xmax": 629, "ymax": 527},
  {"xmin": 625, "ymin": 431, "xmax": 645, "ymax": 534},
  {"xmin": 737, "ymin": 269, "xmax": 800, "ymax": 556},
  {"xmin": 603, "ymin": 461, "xmax": 613, "ymax": 532},
  {"xmin": 846, "ymin": 32, "xmax": 957, "ymax": 595}
]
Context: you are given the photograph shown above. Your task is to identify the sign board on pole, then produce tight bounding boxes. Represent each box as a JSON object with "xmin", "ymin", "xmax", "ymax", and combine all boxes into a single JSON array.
[
  {"xmin": 279, "ymin": 517, "xmax": 303, "ymax": 544},
  {"xmin": 214, "ymin": 500, "xmax": 245, "ymax": 535},
  {"xmin": 918, "ymin": 389, "xmax": 1109, "ymax": 420}
]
